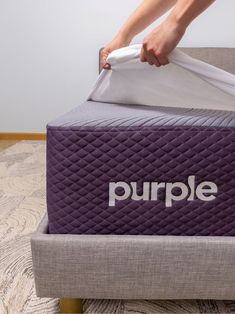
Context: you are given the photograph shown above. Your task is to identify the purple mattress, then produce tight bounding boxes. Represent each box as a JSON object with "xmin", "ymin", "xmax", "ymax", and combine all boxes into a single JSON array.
[{"xmin": 47, "ymin": 101, "xmax": 235, "ymax": 235}]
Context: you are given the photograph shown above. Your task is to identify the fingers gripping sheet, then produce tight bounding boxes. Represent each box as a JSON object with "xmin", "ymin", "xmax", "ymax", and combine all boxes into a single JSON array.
[{"xmin": 88, "ymin": 44, "xmax": 235, "ymax": 111}]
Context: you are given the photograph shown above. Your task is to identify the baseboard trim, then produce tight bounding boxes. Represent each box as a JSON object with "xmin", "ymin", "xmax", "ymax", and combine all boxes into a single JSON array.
[{"xmin": 0, "ymin": 133, "xmax": 46, "ymax": 141}]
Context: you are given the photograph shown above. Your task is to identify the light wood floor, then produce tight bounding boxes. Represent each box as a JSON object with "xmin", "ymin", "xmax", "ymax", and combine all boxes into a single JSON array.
[{"xmin": 0, "ymin": 140, "xmax": 19, "ymax": 152}]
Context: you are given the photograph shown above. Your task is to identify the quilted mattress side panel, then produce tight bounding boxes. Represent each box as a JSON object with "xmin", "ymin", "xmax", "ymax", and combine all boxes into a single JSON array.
[{"xmin": 47, "ymin": 126, "xmax": 235, "ymax": 235}]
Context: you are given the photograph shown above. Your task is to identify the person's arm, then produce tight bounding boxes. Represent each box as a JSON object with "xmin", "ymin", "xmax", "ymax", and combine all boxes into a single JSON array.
[
  {"xmin": 170, "ymin": 0, "xmax": 215, "ymax": 29},
  {"xmin": 101, "ymin": 0, "xmax": 177, "ymax": 69},
  {"xmin": 141, "ymin": 0, "xmax": 215, "ymax": 66}
]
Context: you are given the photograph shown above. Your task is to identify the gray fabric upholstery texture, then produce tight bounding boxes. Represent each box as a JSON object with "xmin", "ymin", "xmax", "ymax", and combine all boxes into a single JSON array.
[
  {"xmin": 31, "ymin": 216, "xmax": 235, "ymax": 300},
  {"xmin": 99, "ymin": 48, "xmax": 235, "ymax": 74}
]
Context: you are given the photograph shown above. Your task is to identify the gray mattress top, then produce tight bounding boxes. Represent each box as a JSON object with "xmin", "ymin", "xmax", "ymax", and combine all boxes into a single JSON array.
[{"xmin": 47, "ymin": 101, "xmax": 235, "ymax": 129}]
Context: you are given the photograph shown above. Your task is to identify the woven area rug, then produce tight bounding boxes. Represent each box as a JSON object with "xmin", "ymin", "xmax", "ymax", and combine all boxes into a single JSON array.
[{"xmin": 0, "ymin": 141, "xmax": 235, "ymax": 314}]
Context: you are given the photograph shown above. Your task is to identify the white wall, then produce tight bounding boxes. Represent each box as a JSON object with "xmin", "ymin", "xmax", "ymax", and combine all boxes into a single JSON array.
[{"xmin": 1, "ymin": 0, "xmax": 235, "ymax": 132}]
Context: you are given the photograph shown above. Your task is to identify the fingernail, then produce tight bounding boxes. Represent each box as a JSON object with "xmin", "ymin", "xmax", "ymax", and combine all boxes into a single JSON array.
[{"xmin": 103, "ymin": 63, "xmax": 111, "ymax": 69}]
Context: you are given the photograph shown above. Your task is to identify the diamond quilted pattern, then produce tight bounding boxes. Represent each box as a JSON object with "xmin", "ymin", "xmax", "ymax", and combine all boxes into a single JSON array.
[{"xmin": 47, "ymin": 119, "xmax": 235, "ymax": 236}]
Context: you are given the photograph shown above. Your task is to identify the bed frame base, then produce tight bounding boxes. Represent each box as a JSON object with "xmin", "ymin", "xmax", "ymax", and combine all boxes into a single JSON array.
[{"xmin": 31, "ymin": 216, "xmax": 235, "ymax": 300}]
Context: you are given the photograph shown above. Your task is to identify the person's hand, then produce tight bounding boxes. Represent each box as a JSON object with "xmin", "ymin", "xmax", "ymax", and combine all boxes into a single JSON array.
[
  {"xmin": 101, "ymin": 35, "xmax": 131, "ymax": 70},
  {"xmin": 141, "ymin": 18, "xmax": 186, "ymax": 67}
]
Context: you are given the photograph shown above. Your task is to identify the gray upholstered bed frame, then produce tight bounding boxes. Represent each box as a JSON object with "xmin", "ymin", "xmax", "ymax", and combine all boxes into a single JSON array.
[{"xmin": 31, "ymin": 48, "xmax": 235, "ymax": 314}]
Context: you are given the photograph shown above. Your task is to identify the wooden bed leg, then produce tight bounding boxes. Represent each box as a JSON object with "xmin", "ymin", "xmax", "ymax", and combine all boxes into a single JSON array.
[{"xmin": 60, "ymin": 298, "xmax": 83, "ymax": 314}]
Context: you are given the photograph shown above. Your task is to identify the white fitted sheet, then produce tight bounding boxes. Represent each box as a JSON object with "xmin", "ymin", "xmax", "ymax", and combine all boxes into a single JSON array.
[{"xmin": 88, "ymin": 44, "xmax": 235, "ymax": 111}]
